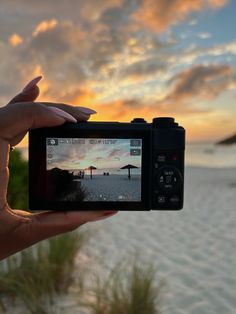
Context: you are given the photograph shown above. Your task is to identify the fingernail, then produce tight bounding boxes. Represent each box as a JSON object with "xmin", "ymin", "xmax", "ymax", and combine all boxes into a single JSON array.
[
  {"xmin": 22, "ymin": 76, "xmax": 43, "ymax": 94},
  {"xmin": 48, "ymin": 106, "xmax": 77, "ymax": 123},
  {"xmin": 91, "ymin": 211, "xmax": 118, "ymax": 222},
  {"xmin": 77, "ymin": 106, "xmax": 97, "ymax": 115}
]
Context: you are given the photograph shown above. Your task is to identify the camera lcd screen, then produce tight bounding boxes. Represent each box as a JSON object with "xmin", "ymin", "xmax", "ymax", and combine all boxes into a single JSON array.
[{"xmin": 46, "ymin": 138, "xmax": 142, "ymax": 202}]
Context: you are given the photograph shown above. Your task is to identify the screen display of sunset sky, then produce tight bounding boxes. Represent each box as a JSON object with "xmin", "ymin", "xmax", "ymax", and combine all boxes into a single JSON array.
[
  {"xmin": 0, "ymin": 0, "xmax": 235, "ymax": 143},
  {"xmin": 46, "ymin": 138, "xmax": 142, "ymax": 172}
]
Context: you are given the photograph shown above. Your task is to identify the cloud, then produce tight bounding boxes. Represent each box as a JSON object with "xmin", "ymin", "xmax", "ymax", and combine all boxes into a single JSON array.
[
  {"xmin": 0, "ymin": 0, "xmax": 123, "ymax": 26},
  {"xmin": 93, "ymin": 64, "xmax": 235, "ymax": 121},
  {"xmin": 108, "ymin": 149, "xmax": 123, "ymax": 158},
  {"xmin": 167, "ymin": 40, "xmax": 236, "ymax": 69},
  {"xmin": 162, "ymin": 64, "xmax": 235, "ymax": 104},
  {"xmin": 132, "ymin": 0, "xmax": 227, "ymax": 32},
  {"xmin": 91, "ymin": 98, "xmax": 145, "ymax": 121},
  {"xmin": 10, "ymin": 19, "xmax": 89, "ymax": 100},
  {"xmin": 32, "ymin": 19, "xmax": 58, "ymax": 36},
  {"xmin": 207, "ymin": 41, "xmax": 236, "ymax": 56},
  {"xmin": 197, "ymin": 32, "xmax": 212, "ymax": 39},
  {"xmin": 55, "ymin": 87, "xmax": 97, "ymax": 107},
  {"xmin": 189, "ymin": 19, "xmax": 198, "ymax": 26},
  {"xmin": 29, "ymin": 20, "xmax": 85, "ymax": 58},
  {"xmin": 78, "ymin": 0, "xmax": 123, "ymax": 22},
  {"xmin": 92, "ymin": 96, "xmax": 213, "ymax": 125},
  {"xmin": 2, "ymin": 15, "xmax": 154, "ymax": 104},
  {"xmin": 0, "ymin": 40, "xmax": 25, "ymax": 102},
  {"xmin": 119, "ymin": 58, "xmax": 167, "ymax": 81},
  {"xmin": 17, "ymin": 17, "xmax": 140, "ymax": 90},
  {"xmin": 8, "ymin": 33, "xmax": 23, "ymax": 47},
  {"xmin": 0, "ymin": 0, "xmax": 233, "ymax": 138},
  {"xmin": 51, "ymin": 145, "xmax": 87, "ymax": 167}
]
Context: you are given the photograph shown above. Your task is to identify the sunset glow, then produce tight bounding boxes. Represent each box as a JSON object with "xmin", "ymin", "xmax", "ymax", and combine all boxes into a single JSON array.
[{"xmin": 0, "ymin": 0, "xmax": 235, "ymax": 143}]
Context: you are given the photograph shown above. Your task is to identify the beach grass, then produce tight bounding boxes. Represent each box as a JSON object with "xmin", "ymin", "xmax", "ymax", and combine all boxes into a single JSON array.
[
  {"xmin": 84, "ymin": 259, "xmax": 164, "ymax": 314},
  {"xmin": 0, "ymin": 231, "xmax": 86, "ymax": 314}
]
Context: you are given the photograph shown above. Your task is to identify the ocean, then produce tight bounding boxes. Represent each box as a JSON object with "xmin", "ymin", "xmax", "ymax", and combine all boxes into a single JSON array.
[{"xmin": 186, "ymin": 142, "xmax": 236, "ymax": 168}]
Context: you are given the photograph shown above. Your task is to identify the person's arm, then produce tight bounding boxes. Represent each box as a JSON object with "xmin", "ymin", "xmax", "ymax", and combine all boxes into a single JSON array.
[{"xmin": 0, "ymin": 77, "xmax": 117, "ymax": 260}]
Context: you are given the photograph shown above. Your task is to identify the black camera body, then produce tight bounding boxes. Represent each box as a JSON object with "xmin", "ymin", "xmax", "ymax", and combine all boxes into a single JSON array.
[{"xmin": 29, "ymin": 117, "xmax": 185, "ymax": 211}]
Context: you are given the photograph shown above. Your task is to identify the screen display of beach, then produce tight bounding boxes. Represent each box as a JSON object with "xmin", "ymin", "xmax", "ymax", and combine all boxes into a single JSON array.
[{"xmin": 46, "ymin": 138, "xmax": 142, "ymax": 202}]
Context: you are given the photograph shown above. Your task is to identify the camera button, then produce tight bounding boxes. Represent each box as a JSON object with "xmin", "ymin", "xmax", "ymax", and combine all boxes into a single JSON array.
[
  {"xmin": 157, "ymin": 196, "xmax": 166, "ymax": 204},
  {"xmin": 157, "ymin": 154, "xmax": 166, "ymax": 162},
  {"xmin": 131, "ymin": 118, "xmax": 147, "ymax": 123},
  {"xmin": 170, "ymin": 195, "xmax": 180, "ymax": 204},
  {"xmin": 171, "ymin": 154, "xmax": 178, "ymax": 161}
]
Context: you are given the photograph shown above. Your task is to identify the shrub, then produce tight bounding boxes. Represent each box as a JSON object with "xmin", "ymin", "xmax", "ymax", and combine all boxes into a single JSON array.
[
  {"xmin": 84, "ymin": 260, "xmax": 164, "ymax": 314},
  {"xmin": 7, "ymin": 149, "xmax": 28, "ymax": 210},
  {"xmin": 0, "ymin": 232, "xmax": 86, "ymax": 314}
]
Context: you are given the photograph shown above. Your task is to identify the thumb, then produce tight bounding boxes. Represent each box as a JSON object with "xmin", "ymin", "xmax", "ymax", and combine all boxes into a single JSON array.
[{"xmin": 7, "ymin": 76, "xmax": 42, "ymax": 105}]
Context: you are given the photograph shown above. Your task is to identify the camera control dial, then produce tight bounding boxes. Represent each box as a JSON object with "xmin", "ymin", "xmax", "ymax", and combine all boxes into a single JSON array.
[
  {"xmin": 156, "ymin": 166, "xmax": 182, "ymax": 192},
  {"xmin": 152, "ymin": 117, "xmax": 178, "ymax": 128}
]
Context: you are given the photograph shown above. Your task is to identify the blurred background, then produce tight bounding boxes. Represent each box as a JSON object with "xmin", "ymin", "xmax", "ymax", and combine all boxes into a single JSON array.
[{"xmin": 0, "ymin": 1, "xmax": 236, "ymax": 314}]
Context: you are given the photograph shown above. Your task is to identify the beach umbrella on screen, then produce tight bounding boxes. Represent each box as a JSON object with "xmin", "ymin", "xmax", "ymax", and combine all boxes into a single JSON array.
[
  {"xmin": 120, "ymin": 164, "xmax": 138, "ymax": 180},
  {"xmin": 86, "ymin": 166, "xmax": 97, "ymax": 179}
]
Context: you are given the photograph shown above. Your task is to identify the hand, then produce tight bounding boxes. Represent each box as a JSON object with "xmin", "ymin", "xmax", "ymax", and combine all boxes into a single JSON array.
[{"xmin": 0, "ymin": 77, "xmax": 117, "ymax": 260}]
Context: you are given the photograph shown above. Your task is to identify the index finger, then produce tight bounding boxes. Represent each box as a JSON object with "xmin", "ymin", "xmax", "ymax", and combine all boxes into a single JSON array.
[
  {"xmin": 0, "ymin": 102, "xmax": 71, "ymax": 142},
  {"xmin": 7, "ymin": 76, "xmax": 42, "ymax": 105},
  {"xmin": 39, "ymin": 102, "xmax": 97, "ymax": 121},
  {"xmin": 7, "ymin": 85, "xmax": 40, "ymax": 105}
]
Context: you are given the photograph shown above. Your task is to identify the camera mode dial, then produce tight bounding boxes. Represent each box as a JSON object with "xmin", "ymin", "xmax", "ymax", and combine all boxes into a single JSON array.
[{"xmin": 152, "ymin": 117, "xmax": 178, "ymax": 128}]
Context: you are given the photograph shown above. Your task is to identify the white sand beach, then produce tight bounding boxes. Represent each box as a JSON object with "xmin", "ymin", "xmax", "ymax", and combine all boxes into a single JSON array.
[
  {"xmin": 77, "ymin": 166, "xmax": 236, "ymax": 314},
  {"xmin": 79, "ymin": 174, "xmax": 141, "ymax": 201},
  {"xmin": 2, "ymin": 145, "xmax": 236, "ymax": 314}
]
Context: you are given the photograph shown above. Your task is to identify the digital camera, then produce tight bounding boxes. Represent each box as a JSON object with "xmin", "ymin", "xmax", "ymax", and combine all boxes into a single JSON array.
[{"xmin": 29, "ymin": 117, "xmax": 185, "ymax": 211}]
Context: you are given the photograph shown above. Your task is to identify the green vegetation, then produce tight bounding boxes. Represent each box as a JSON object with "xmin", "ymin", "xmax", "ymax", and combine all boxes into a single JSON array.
[
  {"xmin": 0, "ymin": 232, "xmax": 85, "ymax": 314},
  {"xmin": 84, "ymin": 260, "xmax": 164, "ymax": 314},
  {"xmin": 7, "ymin": 149, "xmax": 28, "ymax": 210},
  {"xmin": 46, "ymin": 168, "xmax": 88, "ymax": 201},
  {"xmin": 1, "ymin": 149, "xmax": 86, "ymax": 313}
]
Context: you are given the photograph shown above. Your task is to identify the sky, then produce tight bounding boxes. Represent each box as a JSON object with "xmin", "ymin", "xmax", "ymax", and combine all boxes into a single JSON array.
[
  {"xmin": 47, "ymin": 138, "xmax": 142, "ymax": 173},
  {"xmin": 0, "ymin": 0, "xmax": 235, "ymax": 143}
]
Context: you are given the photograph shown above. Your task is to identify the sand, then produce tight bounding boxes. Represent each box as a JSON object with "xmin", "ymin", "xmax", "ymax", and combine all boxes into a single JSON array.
[
  {"xmin": 79, "ymin": 174, "xmax": 141, "ymax": 201},
  {"xmin": 1, "ymin": 166, "xmax": 236, "ymax": 314},
  {"xmin": 78, "ymin": 166, "xmax": 236, "ymax": 314}
]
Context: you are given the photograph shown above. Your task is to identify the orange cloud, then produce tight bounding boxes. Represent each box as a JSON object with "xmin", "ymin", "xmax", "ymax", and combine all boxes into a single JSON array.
[
  {"xmin": 80, "ymin": 0, "xmax": 123, "ymax": 21},
  {"xmin": 49, "ymin": 87, "xmax": 98, "ymax": 108},
  {"xmin": 132, "ymin": 0, "xmax": 228, "ymax": 32},
  {"xmin": 89, "ymin": 99, "xmax": 143, "ymax": 122},
  {"xmin": 33, "ymin": 19, "xmax": 58, "ymax": 36},
  {"xmin": 9, "ymin": 33, "xmax": 23, "ymax": 47},
  {"xmin": 208, "ymin": 0, "xmax": 227, "ymax": 7},
  {"xmin": 90, "ymin": 64, "xmax": 235, "ymax": 124},
  {"xmin": 72, "ymin": 89, "xmax": 97, "ymax": 107},
  {"xmin": 90, "ymin": 98, "xmax": 236, "ymax": 143}
]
